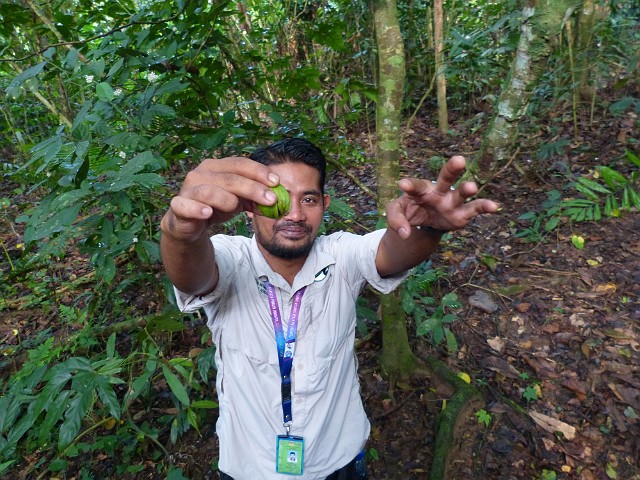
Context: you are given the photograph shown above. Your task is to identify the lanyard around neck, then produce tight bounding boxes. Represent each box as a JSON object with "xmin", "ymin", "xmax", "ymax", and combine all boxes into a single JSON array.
[{"xmin": 263, "ymin": 281, "xmax": 306, "ymax": 430}]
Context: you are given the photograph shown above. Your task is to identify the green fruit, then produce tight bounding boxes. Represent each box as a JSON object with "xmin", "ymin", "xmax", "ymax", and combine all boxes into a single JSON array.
[{"xmin": 257, "ymin": 184, "xmax": 291, "ymax": 219}]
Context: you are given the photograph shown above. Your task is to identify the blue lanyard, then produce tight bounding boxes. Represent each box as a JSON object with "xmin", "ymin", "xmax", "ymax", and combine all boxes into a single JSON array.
[{"xmin": 263, "ymin": 281, "xmax": 306, "ymax": 430}]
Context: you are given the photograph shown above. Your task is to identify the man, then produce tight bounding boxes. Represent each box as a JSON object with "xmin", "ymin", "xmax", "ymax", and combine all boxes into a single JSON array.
[{"xmin": 160, "ymin": 138, "xmax": 498, "ymax": 479}]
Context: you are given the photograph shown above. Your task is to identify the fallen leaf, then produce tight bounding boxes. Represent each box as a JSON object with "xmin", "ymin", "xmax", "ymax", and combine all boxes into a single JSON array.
[
  {"xmin": 468, "ymin": 290, "xmax": 499, "ymax": 313},
  {"xmin": 529, "ymin": 410, "xmax": 577, "ymax": 440},
  {"xmin": 561, "ymin": 378, "xmax": 587, "ymax": 402},
  {"xmin": 576, "ymin": 268, "xmax": 594, "ymax": 286},
  {"xmin": 605, "ymin": 400, "xmax": 628, "ymax": 433},
  {"xmin": 523, "ymin": 356, "xmax": 559, "ymax": 379},
  {"xmin": 601, "ymin": 328, "xmax": 635, "ymax": 340},
  {"xmin": 487, "ymin": 336, "xmax": 506, "ymax": 353},
  {"xmin": 480, "ymin": 356, "xmax": 521, "ymax": 379},
  {"xmin": 516, "ymin": 302, "xmax": 531, "ymax": 312},
  {"xmin": 594, "ymin": 283, "xmax": 617, "ymax": 293}
]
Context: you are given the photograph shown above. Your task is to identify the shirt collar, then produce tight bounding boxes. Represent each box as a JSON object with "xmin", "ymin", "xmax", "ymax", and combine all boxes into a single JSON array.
[{"xmin": 250, "ymin": 235, "xmax": 335, "ymax": 294}]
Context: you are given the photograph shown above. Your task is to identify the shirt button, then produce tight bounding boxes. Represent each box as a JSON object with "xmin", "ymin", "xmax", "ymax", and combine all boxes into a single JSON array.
[{"xmin": 297, "ymin": 364, "xmax": 304, "ymax": 371}]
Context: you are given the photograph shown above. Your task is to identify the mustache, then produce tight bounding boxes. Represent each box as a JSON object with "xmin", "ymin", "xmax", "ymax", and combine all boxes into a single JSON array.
[{"xmin": 274, "ymin": 221, "xmax": 312, "ymax": 233}]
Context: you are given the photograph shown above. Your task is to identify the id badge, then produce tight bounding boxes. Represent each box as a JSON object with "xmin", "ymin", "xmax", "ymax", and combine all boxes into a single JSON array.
[{"xmin": 276, "ymin": 435, "xmax": 304, "ymax": 475}]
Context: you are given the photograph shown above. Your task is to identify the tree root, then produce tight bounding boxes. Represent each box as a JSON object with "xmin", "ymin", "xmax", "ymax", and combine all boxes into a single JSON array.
[{"xmin": 425, "ymin": 356, "xmax": 484, "ymax": 480}]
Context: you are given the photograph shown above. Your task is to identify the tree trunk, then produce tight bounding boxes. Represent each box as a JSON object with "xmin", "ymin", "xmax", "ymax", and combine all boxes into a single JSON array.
[
  {"xmin": 574, "ymin": 0, "xmax": 610, "ymax": 101},
  {"xmin": 434, "ymin": 0, "xmax": 448, "ymax": 133},
  {"xmin": 474, "ymin": 0, "xmax": 577, "ymax": 180},
  {"xmin": 373, "ymin": 0, "xmax": 418, "ymax": 381}
]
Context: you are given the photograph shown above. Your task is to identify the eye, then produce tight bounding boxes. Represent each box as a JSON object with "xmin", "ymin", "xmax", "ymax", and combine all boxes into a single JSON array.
[{"xmin": 301, "ymin": 196, "xmax": 319, "ymax": 205}]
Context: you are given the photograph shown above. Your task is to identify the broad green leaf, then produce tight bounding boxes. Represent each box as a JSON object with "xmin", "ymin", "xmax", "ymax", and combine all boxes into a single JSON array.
[
  {"xmin": 59, "ymin": 388, "xmax": 94, "ymax": 449},
  {"xmin": 96, "ymin": 82, "xmax": 115, "ymax": 101},
  {"xmin": 442, "ymin": 293, "xmax": 460, "ymax": 308},
  {"xmin": 416, "ymin": 317, "xmax": 440, "ymax": 336},
  {"xmin": 577, "ymin": 177, "xmax": 611, "ymax": 194},
  {"xmin": 146, "ymin": 312, "xmax": 185, "ymax": 334},
  {"xmin": 190, "ymin": 400, "xmax": 219, "ymax": 409},
  {"xmin": 327, "ymin": 197, "xmax": 355, "ymax": 220},
  {"xmin": 544, "ymin": 216, "xmax": 560, "ymax": 232},
  {"xmin": 441, "ymin": 313, "xmax": 457, "ymax": 324},
  {"xmin": 598, "ymin": 166, "xmax": 627, "ymax": 188},
  {"xmin": 95, "ymin": 377, "xmax": 121, "ymax": 420},
  {"xmin": 126, "ymin": 370, "xmax": 154, "ymax": 404},
  {"xmin": 187, "ymin": 408, "xmax": 199, "ymax": 433},
  {"xmin": 48, "ymin": 459, "xmax": 68, "ymax": 472},
  {"xmin": 197, "ymin": 346, "xmax": 217, "ymax": 384},
  {"xmin": 574, "ymin": 183, "xmax": 601, "ymax": 201},
  {"xmin": 401, "ymin": 291, "xmax": 416, "ymax": 314},
  {"xmin": 6, "ymin": 61, "xmax": 46, "ymax": 93},
  {"xmin": 444, "ymin": 328, "xmax": 458, "ymax": 353},
  {"xmin": 106, "ymin": 332, "xmax": 116, "ymax": 359},
  {"xmin": 625, "ymin": 150, "xmax": 640, "ymax": 167},
  {"xmin": 38, "ymin": 390, "xmax": 72, "ymax": 445},
  {"xmin": 162, "ymin": 365, "xmax": 190, "ymax": 406}
]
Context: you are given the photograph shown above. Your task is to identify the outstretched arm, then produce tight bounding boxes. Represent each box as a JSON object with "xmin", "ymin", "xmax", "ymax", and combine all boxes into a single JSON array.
[
  {"xmin": 375, "ymin": 156, "xmax": 499, "ymax": 277},
  {"xmin": 160, "ymin": 157, "xmax": 280, "ymax": 295}
]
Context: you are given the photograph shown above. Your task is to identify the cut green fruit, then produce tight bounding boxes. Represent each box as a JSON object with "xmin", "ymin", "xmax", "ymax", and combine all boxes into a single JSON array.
[{"xmin": 257, "ymin": 184, "xmax": 291, "ymax": 219}]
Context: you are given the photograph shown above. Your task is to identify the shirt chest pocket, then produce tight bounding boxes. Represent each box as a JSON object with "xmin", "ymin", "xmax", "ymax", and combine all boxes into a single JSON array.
[
  {"xmin": 302, "ymin": 287, "xmax": 356, "ymax": 375},
  {"xmin": 222, "ymin": 317, "xmax": 280, "ymax": 378}
]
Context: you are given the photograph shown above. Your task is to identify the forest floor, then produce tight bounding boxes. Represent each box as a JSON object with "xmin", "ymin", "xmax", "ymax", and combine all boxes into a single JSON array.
[{"xmin": 1, "ymin": 102, "xmax": 639, "ymax": 480}]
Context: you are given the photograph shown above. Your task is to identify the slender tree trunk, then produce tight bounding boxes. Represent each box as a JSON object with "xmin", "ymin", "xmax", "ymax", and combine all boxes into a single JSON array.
[
  {"xmin": 474, "ymin": 0, "xmax": 577, "ymax": 180},
  {"xmin": 373, "ymin": 0, "xmax": 418, "ymax": 380},
  {"xmin": 434, "ymin": 0, "xmax": 448, "ymax": 133},
  {"xmin": 574, "ymin": 0, "xmax": 608, "ymax": 101}
]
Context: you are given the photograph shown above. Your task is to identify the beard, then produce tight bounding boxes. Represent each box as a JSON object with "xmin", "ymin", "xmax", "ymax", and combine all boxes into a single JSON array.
[{"xmin": 256, "ymin": 221, "xmax": 315, "ymax": 260}]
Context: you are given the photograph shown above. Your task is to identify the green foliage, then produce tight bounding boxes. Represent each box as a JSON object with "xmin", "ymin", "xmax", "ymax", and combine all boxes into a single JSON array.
[
  {"xmin": 0, "ymin": 328, "xmax": 218, "ymax": 477},
  {"xmin": 522, "ymin": 385, "xmax": 539, "ymax": 403},
  {"xmin": 401, "ymin": 265, "xmax": 461, "ymax": 354},
  {"xmin": 539, "ymin": 469, "xmax": 557, "ymax": 480},
  {"xmin": 475, "ymin": 409, "xmax": 492, "ymax": 427},
  {"xmin": 516, "ymin": 150, "xmax": 640, "ymax": 241}
]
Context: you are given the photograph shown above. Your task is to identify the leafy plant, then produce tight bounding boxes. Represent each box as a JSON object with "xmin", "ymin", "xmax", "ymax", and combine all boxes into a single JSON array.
[
  {"xmin": 540, "ymin": 469, "xmax": 557, "ymax": 480},
  {"xmin": 401, "ymin": 265, "xmax": 462, "ymax": 353},
  {"xmin": 0, "ymin": 326, "xmax": 218, "ymax": 478},
  {"xmin": 476, "ymin": 409, "xmax": 492, "ymax": 427},
  {"xmin": 415, "ymin": 293, "xmax": 462, "ymax": 354},
  {"xmin": 516, "ymin": 150, "xmax": 640, "ymax": 241}
]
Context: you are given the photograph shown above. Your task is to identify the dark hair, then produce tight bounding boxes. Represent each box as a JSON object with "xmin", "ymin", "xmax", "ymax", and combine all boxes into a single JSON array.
[{"xmin": 249, "ymin": 138, "xmax": 327, "ymax": 193}]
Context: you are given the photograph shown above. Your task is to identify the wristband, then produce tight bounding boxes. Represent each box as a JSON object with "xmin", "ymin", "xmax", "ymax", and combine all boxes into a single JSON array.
[{"xmin": 415, "ymin": 225, "xmax": 449, "ymax": 236}]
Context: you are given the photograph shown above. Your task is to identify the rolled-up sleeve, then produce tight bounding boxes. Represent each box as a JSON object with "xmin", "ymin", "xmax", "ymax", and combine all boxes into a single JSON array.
[{"xmin": 330, "ymin": 229, "xmax": 411, "ymax": 295}]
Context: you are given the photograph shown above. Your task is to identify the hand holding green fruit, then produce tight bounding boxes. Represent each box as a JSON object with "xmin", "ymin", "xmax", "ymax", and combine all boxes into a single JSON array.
[{"xmin": 257, "ymin": 184, "xmax": 291, "ymax": 219}]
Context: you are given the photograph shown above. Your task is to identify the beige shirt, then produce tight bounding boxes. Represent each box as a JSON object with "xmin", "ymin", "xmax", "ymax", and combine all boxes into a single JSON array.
[{"xmin": 175, "ymin": 230, "xmax": 409, "ymax": 479}]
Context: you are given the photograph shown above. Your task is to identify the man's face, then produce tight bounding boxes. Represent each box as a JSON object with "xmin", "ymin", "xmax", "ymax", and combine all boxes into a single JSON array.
[{"xmin": 250, "ymin": 162, "xmax": 330, "ymax": 261}]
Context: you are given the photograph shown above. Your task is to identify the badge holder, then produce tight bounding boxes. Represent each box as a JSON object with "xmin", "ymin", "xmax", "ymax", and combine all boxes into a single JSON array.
[{"xmin": 276, "ymin": 426, "xmax": 304, "ymax": 475}]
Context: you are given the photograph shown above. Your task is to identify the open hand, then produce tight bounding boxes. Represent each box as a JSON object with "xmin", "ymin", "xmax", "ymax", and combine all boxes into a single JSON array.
[{"xmin": 386, "ymin": 156, "xmax": 499, "ymax": 239}]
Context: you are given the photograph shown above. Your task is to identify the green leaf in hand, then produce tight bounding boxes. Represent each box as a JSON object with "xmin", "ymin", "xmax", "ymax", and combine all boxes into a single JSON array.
[{"xmin": 258, "ymin": 184, "xmax": 290, "ymax": 219}]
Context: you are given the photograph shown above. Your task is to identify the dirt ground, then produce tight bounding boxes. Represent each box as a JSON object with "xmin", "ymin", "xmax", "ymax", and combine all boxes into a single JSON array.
[{"xmin": 1, "ymin": 106, "xmax": 639, "ymax": 479}]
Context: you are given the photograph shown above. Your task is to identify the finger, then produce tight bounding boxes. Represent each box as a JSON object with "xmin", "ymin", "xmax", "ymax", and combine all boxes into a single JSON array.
[
  {"xmin": 171, "ymin": 185, "xmax": 246, "ymax": 220},
  {"xmin": 170, "ymin": 195, "xmax": 214, "ymax": 220},
  {"xmin": 453, "ymin": 181, "xmax": 478, "ymax": 203},
  {"xmin": 433, "ymin": 156, "xmax": 466, "ymax": 194},
  {"xmin": 201, "ymin": 156, "xmax": 280, "ymax": 187},
  {"xmin": 183, "ymin": 158, "xmax": 279, "ymax": 208},
  {"xmin": 397, "ymin": 177, "xmax": 431, "ymax": 197},
  {"xmin": 465, "ymin": 198, "xmax": 500, "ymax": 216},
  {"xmin": 385, "ymin": 200, "xmax": 412, "ymax": 239}
]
